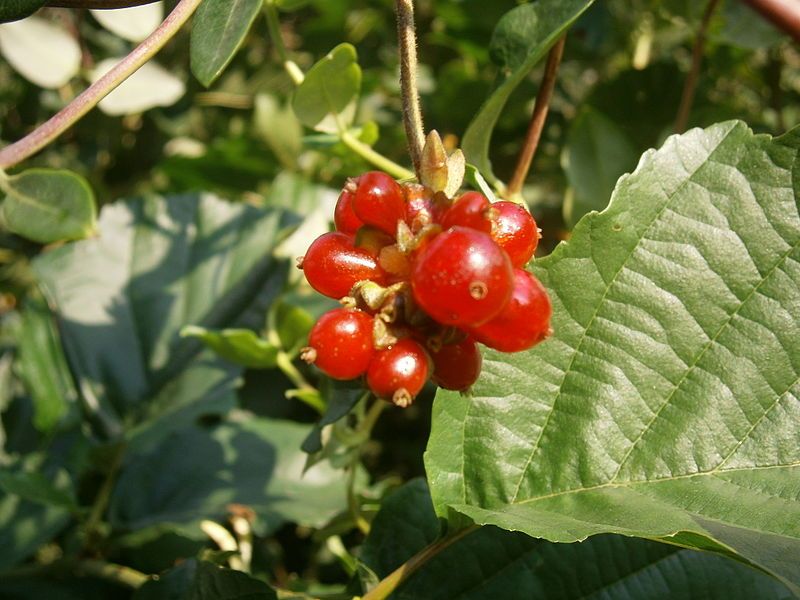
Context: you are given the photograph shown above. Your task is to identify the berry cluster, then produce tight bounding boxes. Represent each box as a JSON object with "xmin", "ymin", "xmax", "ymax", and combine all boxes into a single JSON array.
[{"xmin": 299, "ymin": 170, "xmax": 552, "ymax": 407}]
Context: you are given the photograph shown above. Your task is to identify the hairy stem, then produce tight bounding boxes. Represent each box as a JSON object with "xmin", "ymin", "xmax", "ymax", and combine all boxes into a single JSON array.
[
  {"xmin": 506, "ymin": 36, "xmax": 566, "ymax": 200},
  {"xmin": 263, "ymin": 1, "xmax": 305, "ymax": 86},
  {"xmin": 674, "ymin": 0, "xmax": 721, "ymax": 134},
  {"xmin": 395, "ymin": 0, "xmax": 425, "ymax": 178},
  {"xmin": 0, "ymin": 0, "xmax": 203, "ymax": 169},
  {"xmin": 363, "ymin": 526, "xmax": 479, "ymax": 600},
  {"xmin": 743, "ymin": 0, "xmax": 800, "ymax": 42}
]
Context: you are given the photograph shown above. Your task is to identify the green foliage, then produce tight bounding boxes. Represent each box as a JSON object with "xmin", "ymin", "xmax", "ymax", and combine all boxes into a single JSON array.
[
  {"xmin": 190, "ymin": 0, "xmax": 263, "ymax": 87},
  {"xmin": 461, "ymin": 0, "xmax": 595, "ymax": 185},
  {"xmin": 181, "ymin": 326, "xmax": 280, "ymax": 369},
  {"xmin": 135, "ymin": 560, "xmax": 276, "ymax": 600},
  {"xmin": 292, "ymin": 43, "xmax": 362, "ymax": 133},
  {"xmin": 361, "ymin": 480, "xmax": 794, "ymax": 599},
  {"xmin": 0, "ymin": 169, "xmax": 97, "ymax": 244},
  {"xmin": 426, "ymin": 121, "xmax": 800, "ymax": 591}
]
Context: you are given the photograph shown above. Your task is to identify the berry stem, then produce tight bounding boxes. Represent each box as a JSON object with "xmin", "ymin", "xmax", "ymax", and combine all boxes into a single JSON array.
[
  {"xmin": 674, "ymin": 0, "xmax": 722, "ymax": 134},
  {"xmin": 45, "ymin": 0, "xmax": 159, "ymax": 7},
  {"xmin": 0, "ymin": 0, "xmax": 203, "ymax": 170},
  {"xmin": 362, "ymin": 525, "xmax": 479, "ymax": 600},
  {"xmin": 263, "ymin": 1, "xmax": 305, "ymax": 86},
  {"xmin": 506, "ymin": 35, "xmax": 566, "ymax": 200},
  {"xmin": 340, "ymin": 131, "xmax": 415, "ymax": 180},
  {"xmin": 395, "ymin": 0, "xmax": 426, "ymax": 178}
]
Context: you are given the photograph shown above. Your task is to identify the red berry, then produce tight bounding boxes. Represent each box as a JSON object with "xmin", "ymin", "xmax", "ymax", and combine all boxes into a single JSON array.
[
  {"xmin": 491, "ymin": 201, "xmax": 539, "ymax": 267},
  {"xmin": 439, "ymin": 191, "xmax": 492, "ymax": 234},
  {"xmin": 402, "ymin": 183, "xmax": 436, "ymax": 231},
  {"xmin": 367, "ymin": 338, "xmax": 430, "ymax": 406},
  {"xmin": 334, "ymin": 179, "xmax": 364, "ymax": 235},
  {"xmin": 411, "ymin": 227, "xmax": 514, "ymax": 327},
  {"xmin": 353, "ymin": 171, "xmax": 406, "ymax": 237},
  {"xmin": 301, "ymin": 232, "xmax": 388, "ymax": 299},
  {"xmin": 431, "ymin": 337, "xmax": 482, "ymax": 391},
  {"xmin": 470, "ymin": 269, "xmax": 551, "ymax": 352},
  {"xmin": 302, "ymin": 308, "xmax": 375, "ymax": 379}
]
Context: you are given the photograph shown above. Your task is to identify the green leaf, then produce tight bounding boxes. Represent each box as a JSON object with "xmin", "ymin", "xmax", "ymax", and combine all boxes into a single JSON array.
[
  {"xmin": 272, "ymin": 300, "xmax": 314, "ymax": 355},
  {"xmin": 426, "ymin": 121, "xmax": 800, "ymax": 592},
  {"xmin": 561, "ymin": 107, "xmax": 638, "ymax": 228},
  {"xmin": 301, "ymin": 379, "xmax": 364, "ymax": 455},
  {"xmin": 362, "ymin": 480, "xmax": 794, "ymax": 599},
  {"xmin": 190, "ymin": 0, "xmax": 262, "ymax": 87},
  {"xmin": 0, "ymin": 469, "xmax": 76, "ymax": 511},
  {"xmin": 292, "ymin": 43, "xmax": 361, "ymax": 133},
  {"xmin": 0, "ymin": 169, "xmax": 97, "ymax": 244},
  {"xmin": 181, "ymin": 326, "xmax": 279, "ymax": 369},
  {"xmin": 134, "ymin": 560, "xmax": 276, "ymax": 600},
  {"xmin": 110, "ymin": 417, "xmax": 352, "ymax": 537},
  {"xmin": 16, "ymin": 296, "xmax": 79, "ymax": 433},
  {"xmin": 32, "ymin": 193, "xmax": 294, "ymax": 446},
  {"xmin": 461, "ymin": 0, "xmax": 595, "ymax": 186},
  {"xmin": 0, "ymin": 0, "xmax": 46, "ymax": 23}
]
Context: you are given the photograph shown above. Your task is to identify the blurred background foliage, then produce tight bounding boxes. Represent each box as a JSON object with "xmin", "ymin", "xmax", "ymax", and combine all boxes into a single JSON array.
[{"xmin": 0, "ymin": 0, "xmax": 796, "ymax": 596}]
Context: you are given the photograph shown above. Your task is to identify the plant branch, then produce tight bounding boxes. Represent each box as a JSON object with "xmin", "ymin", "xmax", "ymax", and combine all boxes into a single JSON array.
[
  {"xmin": 0, "ymin": 0, "xmax": 203, "ymax": 170},
  {"xmin": 506, "ymin": 36, "xmax": 566, "ymax": 200},
  {"xmin": 395, "ymin": 0, "xmax": 425, "ymax": 178},
  {"xmin": 0, "ymin": 559, "xmax": 149, "ymax": 588},
  {"xmin": 46, "ymin": 0, "xmax": 160, "ymax": 7},
  {"xmin": 83, "ymin": 443, "xmax": 126, "ymax": 550},
  {"xmin": 674, "ymin": 0, "xmax": 721, "ymax": 134},
  {"xmin": 340, "ymin": 131, "xmax": 415, "ymax": 180},
  {"xmin": 743, "ymin": 0, "xmax": 800, "ymax": 42},
  {"xmin": 263, "ymin": 1, "xmax": 305, "ymax": 86},
  {"xmin": 363, "ymin": 525, "xmax": 479, "ymax": 600}
]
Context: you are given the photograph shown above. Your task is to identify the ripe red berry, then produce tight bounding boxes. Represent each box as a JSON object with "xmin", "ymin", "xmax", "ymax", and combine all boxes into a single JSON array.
[
  {"xmin": 430, "ymin": 337, "xmax": 482, "ymax": 391},
  {"xmin": 367, "ymin": 338, "xmax": 430, "ymax": 406},
  {"xmin": 439, "ymin": 191, "xmax": 492, "ymax": 234},
  {"xmin": 301, "ymin": 232, "xmax": 388, "ymax": 299},
  {"xmin": 334, "ymin": 179, "xmax": 364, "ymax": 235},
  {"xmin": 353, "ymin": 171, "xmax": 406, "ymax": 237},
  {"xmin": 491, "ymin": 201, "xmax": 539, "ymax": 267},
  {"xmin": 302, "ymin": 308, "xmax": 375, "ymax": 379},
  {"xmin": 470, "ymin": 268, "xmax": 551, "ymax": 352},
  {"xmin": 411, "ymin": 226, "xmax": 514, "ymax": 327},
  {"xmin": 402, "ymin": 183, "xmax": 436, "ymax": 231}
]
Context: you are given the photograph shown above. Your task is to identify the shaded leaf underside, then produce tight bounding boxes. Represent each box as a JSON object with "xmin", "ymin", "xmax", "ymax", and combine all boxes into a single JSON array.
[{"xmin": 426, "ymin": 121, "xmax": 800, "ymax": 591}]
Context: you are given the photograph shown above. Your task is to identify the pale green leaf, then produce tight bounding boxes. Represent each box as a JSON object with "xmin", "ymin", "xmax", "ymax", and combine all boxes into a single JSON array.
[
  {"xmin": 461, "ymin": 0, "xmax": 595, "ymax": 185},
  {"xmin": 190, "ymin": 0, "xmax": 262, "ymax": 87},
  {"xmin": 291, "ymin": 43, "xmax": 361, "ymax": 133},
  {"xmin": 426, "ymin": 121, "xmax": 800, "ymax": 592},
  {"xmin": 90, "ymin": 2, "xmax": 163, "ymax": 43},
  {"xmin": 0, "ymin": 16, "xmax": 80, "ymax": 88},
  {"xmin": 93, "ymin": 59, "xmax": 185, "ymax": 116},
  {"xmin": 181, "ymin": 325, "xmax": 279, "ymax": 369},
  {"xmin": 0, "ymin": 168, "xmax": 97, "ymax": 244}
]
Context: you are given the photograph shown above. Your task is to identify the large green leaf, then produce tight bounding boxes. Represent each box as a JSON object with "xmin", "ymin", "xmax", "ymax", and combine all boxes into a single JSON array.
[
  {"xmin": 361, "ymin": 480, "xmax": 793, "ymax": 599},
  {"xmin": 32, "ymin": 194, "xmax": 294, "ymax": 444},
  {"xmin": 110, "ymin": 417, "xmax": 351, "ymax": 537},
  {"xmin": 134, "ymin": 560, "xmax": 276, "ymax": 600},
  {"xmin": 426, "ymin": 122, "xmax": 800, "ymax": 592},
  {"xmin": 0, "ymin": 0, "xmax": 46, "ymax": 23},
  {"xmin": 0, "ymin": 169, "xmax": 97, "ymax": 244},
  {"xmin": 190, "ymin": 0, "xmax": 263, "ymax": 87},
  {"xmin": 461, "ymin": 0, "xmax": 594, "ymax": 186}
]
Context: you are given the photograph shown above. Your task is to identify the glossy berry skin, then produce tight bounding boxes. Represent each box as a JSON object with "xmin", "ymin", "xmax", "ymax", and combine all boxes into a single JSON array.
[
  {"xmin": 411, "ymin": 226, "xmax": 514, "ymax": 327},
  {"xmin": 431, "ymin": 337, "xmax": 482, "ymax": 391},
  {"xmin": 402, "ymin": 183, "xmax": 436, "ymax": 231},
  {"xmin": 491, "ymin": 201, "xmax": 539, "ymax": 267},
  {"xmin": 302, "ymin": 232, "xmax": 387, "ymax": 299},
  {"xmin": 367, "ymin": 338, "xmax": 430, "ymax": 406},
  {"xmin": 305, "ymin": 308, "xmax": 375, "ymax": 379},
  {"xmin": 334, "ymin": 180, "xmax": 364, "ymax": 235},
  {"xmin": 439, "ymin": 191, "xmax": 492, "ymax": 234},
  {"xmin": 470, "ymin": 268, "xmax": 551, "ymax": 352},
  {"xmin": 353, "ymin": 171, "xmax": 407, "ymax": 236}
]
